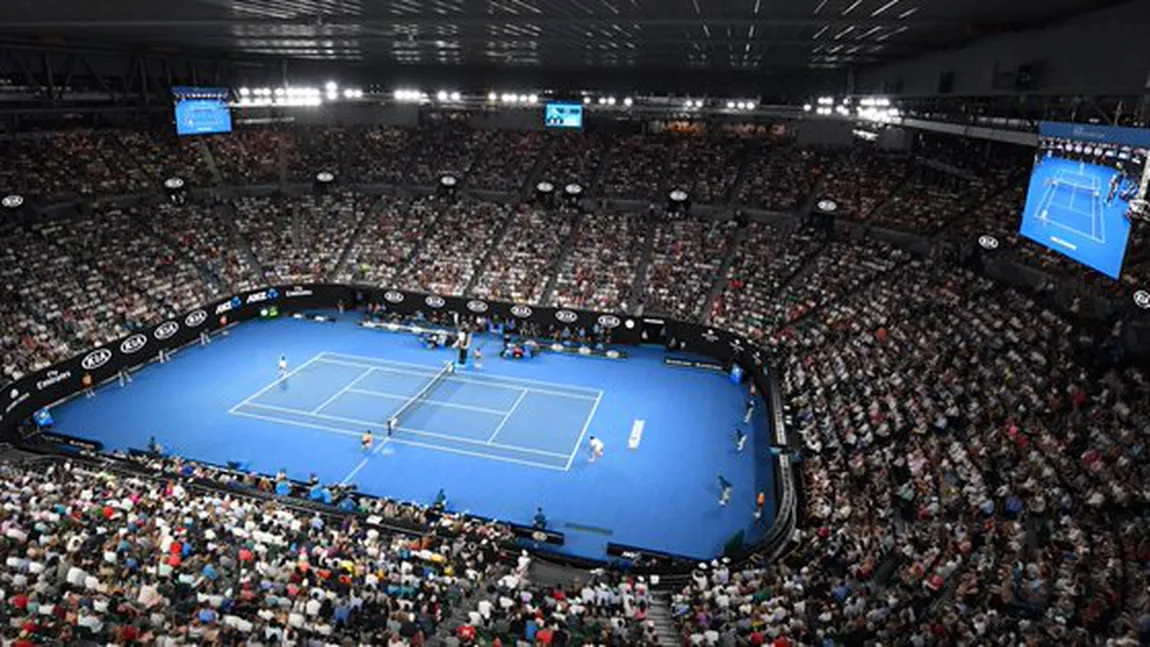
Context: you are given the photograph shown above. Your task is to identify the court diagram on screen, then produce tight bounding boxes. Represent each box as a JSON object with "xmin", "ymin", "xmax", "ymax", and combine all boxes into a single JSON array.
[{"xmin": 1033, "ymin": 167, "xmax": 1107, "ymax": 244}]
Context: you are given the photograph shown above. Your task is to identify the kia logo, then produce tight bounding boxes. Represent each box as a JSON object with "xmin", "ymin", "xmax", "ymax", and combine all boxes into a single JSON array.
[
  {"xmin": 817, "ymin": 199, "xmax": 838, "ymax": 213},
  {"xmin": 185, "ymin": 310, "xmax": 208, "ymax": 327},
  {"xmin": 978, "ymin": 235, "xmax": 999, "ymax": 250},
  {"xmin": 425, "ymin": 295, "xmax": 446, "ymax": 309},
  {"xmin": 81, "ymin": 348, "xmax": 113, "ymax": 371},
  {"xmin": 384, "ymin": 291, "xmax": 405, "ymax": 304},
  {"xmin": 597, "ymin": 315, "xmax": 621, "ymax": 329},
  {"xmin": 467, "ymin": 300, "xmax": 489, "ymax": 313},
  {"xmin": 120, "ymin": 334, "xmax": 148, "ymax": 354},
  {"xmin": 510, "ymin": 304, "xmax": 533, "ymax": 318},
  {"xmin": 555, "ymin": 310, "xmax": 578, "ymax": 324},
  {"xmin": 154, "ymin": 321, "xmax": 179, "ymax": 340}
]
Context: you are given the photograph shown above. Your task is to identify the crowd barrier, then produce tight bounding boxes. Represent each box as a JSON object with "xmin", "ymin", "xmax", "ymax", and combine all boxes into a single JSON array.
[{"xmin": 0, "ymin": 282, "xmax": 798, "ymax": 567}]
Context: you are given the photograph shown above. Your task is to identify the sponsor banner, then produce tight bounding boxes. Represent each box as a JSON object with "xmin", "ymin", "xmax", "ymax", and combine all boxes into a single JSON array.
[
  {"xmin": 466, "ymin": 300, "xmax": 489, "ymax": 313},
  {"xmin": 425, "ymin": 295, "xmax": 446, "ymax": 309},
  {"xmin": 597, "ymin": 314, "xmax": 621, "ymax": 329},
  {"xmin": 35, "ymin": 370, "xmax": 72, "ymax": 391},
  {"xmin": 185, "ymin": 309, "xmax": 208, "ymax": 328},
  {"xmin": 383, "ymin": 290, "xmax": 405, "ymax": 304},
  {"xmin": 4, "ymin": 387, "xmax": 30, "ymax": 415},
  {"xmin": 285, "ymin": 286, "xmax": 314, "ymax": 298},
  {"xmin": 555, "ymin": 310, "xmax": 579, "ymax": 324},
  {"xmin": 154, "ymin": 321, "xmax": 180, "ymax": 341},
  {"xmin": 39, "ymin": 432, "xmax": 103, "ymax": 453},
  {"xmin": 510, "ymin": 304, "xmax": 533, "ymax": 318},
  {"xmin": 245, "ymin": 288, "xmax": 280, "ymax": 305},
  {"xmin": 664, "ymin": 357, "xmax": 726, "ymax": 372},
  {"xmin": 81, "ymin": 348, "xmax": 113, "ymax": 371},
  {"xmin": 120, "ymin": 334, "xmax": 148, "ymax": 355},
  {"xmin": 215, "ymin": 296, "xmax": 242, "ymax": 316}
]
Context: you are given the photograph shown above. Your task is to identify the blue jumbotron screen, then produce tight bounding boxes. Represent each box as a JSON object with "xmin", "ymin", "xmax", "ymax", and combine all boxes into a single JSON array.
[
  {"xmin": 544, "ymin": 103, "xmax": 584, "ymax": 129},
  {"xmin": 1018, "ymin": 121, "xmax": 1150, "ymax": 279},
  {"xmin": 173, "ymin": 87, "xmax": 232, "ymax": 136}
]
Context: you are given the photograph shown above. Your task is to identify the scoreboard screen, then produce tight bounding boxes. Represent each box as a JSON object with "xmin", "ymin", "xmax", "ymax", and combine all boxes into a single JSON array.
[
  {"xmin": 173, "ymin": 87, "xmax": 233, "ymax": 136},
  {"xmin": 544, "ymin": 103, "xmax": 584, "ymax": 129},
  {"xmin": 1017, "ymin": 122, "xmax": 1150, "ymax": 279}
]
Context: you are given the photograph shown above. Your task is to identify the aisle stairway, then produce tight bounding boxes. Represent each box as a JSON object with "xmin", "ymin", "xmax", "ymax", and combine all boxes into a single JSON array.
[{"xmin": 647, "ymin": 591, "xmax": 682, "ymax": 645}]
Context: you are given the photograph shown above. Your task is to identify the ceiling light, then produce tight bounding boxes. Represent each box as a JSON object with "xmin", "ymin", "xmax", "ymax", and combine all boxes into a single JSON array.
[
  {"xmin": 450, "ymin": 91, "xmax": 461, "ymax": 101},
  {"xmin": 325, "ymin": 81, "xmax": 338, "ymax": 92},
  {"xmin": 528, "ymin": 94, "xmax": 538, "ymax": 104},
  {"xmin": 623, "ymin": 97, "xmax": 633, "ymax": 106},
  {"xmin": 606, "ymin": 97, "xmax": 616, "ymax": 105},
  {"xmin": 273, "ymin": 88, "xmax": 285, "ymax": 97},
  {"xmin": 239, "ymin": 87, "xmax": 250, "ymax": 96},
  {"xmin": 583, "ymin": 96, "xmax": 592, "ymax": 104},
  {"xmin": 803, "ymin": 104, "xmax": 812, "ymax": 112},
  {"xmin": 436, "ymin": 90, "xmax": 448, "ymax": 101},
  {"xmin": 488, "ymin": 91, "xmax": 497, "ymax": 102},
  {"xmin": 597, "ymin": 97, "xmax": 607, "ymax": 105},
  {"xmin": 726, "ymin": 101, "xmax": 736, "ymax": 109}
]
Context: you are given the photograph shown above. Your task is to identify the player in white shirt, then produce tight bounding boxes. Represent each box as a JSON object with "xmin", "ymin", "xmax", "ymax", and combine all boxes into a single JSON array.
[
  {"xmin": 277, "ymin": 355, "xmax": 288, "ymax": 377},
  {"xmin": 588, "ymin": 436, "xmax": 605, "ymax": 462}
]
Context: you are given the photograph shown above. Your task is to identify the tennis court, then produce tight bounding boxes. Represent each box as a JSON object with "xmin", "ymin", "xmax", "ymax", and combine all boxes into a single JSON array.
[
  {"xmin": 1034, "ymin": 168, "xmax": 1105, "ymax": 242},
  {"xmin": 230, "ymin": 351, "xmax": 601, "ymax": 473}
]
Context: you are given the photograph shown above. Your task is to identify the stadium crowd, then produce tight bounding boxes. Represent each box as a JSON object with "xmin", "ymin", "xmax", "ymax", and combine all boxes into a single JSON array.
[
  {"xmin": 0, "ymin": 455, "xmax": 515, "ymax": 645},
  {"xmin": 0, "ymin": 122, "xmax": 1147, "ymax": 645}
]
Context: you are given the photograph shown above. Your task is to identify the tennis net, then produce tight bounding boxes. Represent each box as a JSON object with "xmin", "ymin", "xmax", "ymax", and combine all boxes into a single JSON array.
[
  {"xmin": 1052, "ymin": 177, "xmax": 1099, "ymax": 197},
  {"xmin": 387, "ymin": 361, "xmax": 454, "ymax": 431}
]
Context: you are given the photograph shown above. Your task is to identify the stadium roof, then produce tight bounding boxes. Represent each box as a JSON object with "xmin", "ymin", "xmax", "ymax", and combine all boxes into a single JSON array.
[{"xmin": 0, "ymin": 0, "xmax": 1125, "ymax": 73}]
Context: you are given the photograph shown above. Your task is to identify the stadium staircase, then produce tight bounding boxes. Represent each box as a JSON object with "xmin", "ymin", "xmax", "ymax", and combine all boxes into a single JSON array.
[
  {"xmin": 723, "ymin": 145, "xmax": 754, "ymax": 206},
  {"xmin": 628, "ymin": 217, "xmax": 659, "ymax": 315},
  {"xmin": 702, "ymin": 219, "xmax": 749, "ymax": 319},
  {"xmin": 647, "ymin": 591, "xmax": 682, "ymax": 645},
  {"xmin": 328, "ymin": 195, "xmax": 383, "ymax": 281},
  {"xmin": 195, "ymin": 140, "xmax": 225, "ymax": 186},
  {"xmin": 223, "ymin": 200, "xmax": 273, "ymax": 286},
  {"xmin": 588, "ymin": 142, "xmax": 613, "ymax": 196},
  {"xmin": 463, "ymin": 205, "xmax": 516, "ymax": 295},
  {"xmin": 539, "ymin": 210, "xmax": 584, "ymax": 305},
  {"xmin": 517, "ymin": 136, "xmax": 556, "ymax": 203}
]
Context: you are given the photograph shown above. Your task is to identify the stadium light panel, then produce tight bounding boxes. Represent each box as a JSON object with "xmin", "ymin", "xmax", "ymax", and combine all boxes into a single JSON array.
[
  {"xmin": 606, "ymin": 97, "xmax": 616, "ymax": 105},
  {"xmin": 584, "ymin": 96, "xmax": 593, "ymax": 104},
  {"xmin": 450, "ymin": 91, "xmax": 461, "ymax": 101},
  {"xmin": 623, "ymin": 97, "xmax": 633, "ymax": 106},
  {"xmin": 487, "ymin": 91, "xmax": 497, "ymax": 102},
  {"xmin": 803, "ymin": 104, "xmax": 812, "ymax": 112},
  {"xmin": 528, "ymin": 94, "xmax": 538, "ymax": 104},
  {"xmin": 239, "ymin": 87, "xmax": 250, "ymax": 96},
  {"xmin": 436, "ymin": 90, "xmax": 448, "ymax": 101},
  {"xmin": 325, "ymin": 81, "xmax": 338, "ymax": 92},
  {"xmin": 726, "ymin": 101, "xmax": 736, "ymax": 109}
]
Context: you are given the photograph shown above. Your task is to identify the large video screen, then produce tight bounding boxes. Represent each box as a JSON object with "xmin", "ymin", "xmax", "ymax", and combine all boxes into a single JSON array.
[
  {"xmin": 173, "ymin": 87, "xmax": 232, "ymax": 136},
  {"xmin": 1019, "ymin": 121, "xmax": 1149, "ymax": 278},
  {"xmin": 544, "ymin": 103, "xmax": 583, "ymax": 129}
]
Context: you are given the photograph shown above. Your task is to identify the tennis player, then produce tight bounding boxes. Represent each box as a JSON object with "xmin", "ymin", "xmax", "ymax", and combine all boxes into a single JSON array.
[
  {"xmin": 277, "ymin": 355, "xmax": 288, "ymax": 377},
  {"xmin": 588, "ymin": 436, "xmax": 604, "ymax": 462},
  {"xmin": 473, "ymin": 346, "xmax": 483, "ymax": 370},
  {"xmin": 361, "ymin": 431, "xmax": 373, "ymax": 453}
]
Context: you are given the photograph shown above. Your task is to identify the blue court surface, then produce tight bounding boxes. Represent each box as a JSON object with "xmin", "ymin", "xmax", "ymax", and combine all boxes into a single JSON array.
[
  {"xmin": 48, "ymin": 313, "xmax": 773, "ymax": 560},
  {"xmin": 1019, "ymin": 155, "xmax": 1133, "ymax": 278}
]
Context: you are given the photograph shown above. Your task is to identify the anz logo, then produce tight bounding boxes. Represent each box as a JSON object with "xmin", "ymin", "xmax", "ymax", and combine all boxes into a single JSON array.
[
  {"xmin": 81, "ymin": 348, "xmax": 113, "ymax": 371},
  {"xmin": 245, "ymin": 288, "xmax": 280, "ymax": 304},
  {"xmin": 216, "ymin": 296, "xmax": 243, "ymax": 316},
  {"xmin": 555, "ymin": 310, "xmax": 578, "ymax": 324},
  {"xmin": 120, "ymin": 334, "xmax": 148, "ymax": 355},
  {"xmin": 154, "ymin": 321, "xmax": 179, "ymax": 340},
  {"xmin": 425, "ymin": 295, "xmax": 446, "ymax": 309}
]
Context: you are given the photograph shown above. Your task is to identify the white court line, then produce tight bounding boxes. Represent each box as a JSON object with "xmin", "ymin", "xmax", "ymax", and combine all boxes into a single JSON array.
[
  {"xmin": 230, "ymin": 409, "xmax": 565, "ymax": 471},
  {"xmin": 487, "ymin": 390, "xmax": 528, "ymax": 443},
  {"xmin": 316, "ymin": 356, "xmax": 599, "ymax": 401},
  {"xmin": 235, "ymin": 402, "xmax": 569, "ymax": 457},
  {"xmin": 564, "ymin": 391, "xmax": 603, "ymax": 470},
  {"xmin": 345, "ymin": 387, "xmax": 512, "ymax": 416},
  {"xmin": 318, "ymin": 351, "xmax": 603, "ymax": 394},
  {"xmin": 228, "ymin": 353, "xmax": 326, "ymax": 413},
  {"xmin": 341, "ymin": 434, "xmax": 390, "ymax": 485},
  {"xmin": 311, "ymin": 367, "xmax": 375, "ymax": 413}
]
